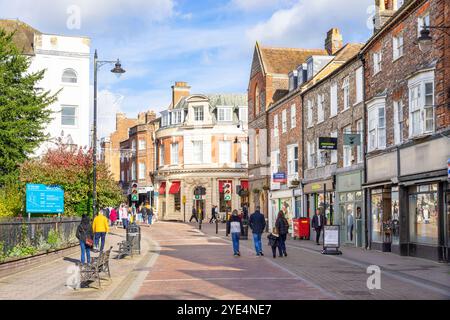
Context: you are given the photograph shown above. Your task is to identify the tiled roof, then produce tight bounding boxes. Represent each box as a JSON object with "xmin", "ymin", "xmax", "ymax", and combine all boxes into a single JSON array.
[
  {"xmin": 332, "ymin": 43, "xmax": 364, "ymax": 62},
  {"xmin": 259, "ymin": 46, "xmax": 328, "ymax": 74},
  {"xmin": 0, "ymin": 19, "xmax": 40, "ymax": 55},
  {"xmin": 173, "ymin": 93, "xmax": 247, "ymax": 110}
]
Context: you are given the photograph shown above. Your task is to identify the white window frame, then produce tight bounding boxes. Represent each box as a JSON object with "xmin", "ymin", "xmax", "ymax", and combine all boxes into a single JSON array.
[
  {"xmin": 61, "ymin": 105, "xmax": 78, "ymax": 127},
  {"xmin": 317, "ymin": 94, "xmax": 324, "ymax": 123},
  {"xmin": 271, "ymin": 150, "xmax": 281, "ymax": 174},
  {"xmin": 192, "ymin": 140, "xmax": 203, "ymax": 163},
  {"xmin": 219, "ymin": 140, "xmax": 232, "ymax": 164},
  {"xmin": 343, "ymin": 125, "xmax": 352, "ymax": 168},
  {"xmin": 274, "ymin": 114, "xmax": 279, "ymax": 137},
  {"xmin": 131, "ymin": 139, "xmax": 136, "ymax": 151},
  {"xmin": 408, "ymin": 71, "xmax": 434, "ymax": 137},
  {"xmin": 393, "ymin": 33, "xmax": 404, "ymax": 61},
  {"xmin": 171, "ymin": 143, "xmax": 179, "ymax": 165},
  {"xmin": 138, "ymin": 139, "xmax": 146, "ymax": 150},
  {"xmin": 356, "ymin": 119, "xmax": 363, "ymax": 163},
  {"xmin": 287, "ymin": 144, "xmax": 298, "ymax": 179},
  {"xmin": 342, "ymin": 77, "xmax": 350, "ymax": 110},
  {"xmin": 131, "ymin": 161, "xmax": 136, "ymax": 181},
  {"xmin": 61, "ymin": 69, "xmax": 78, "ymax": 83},
  {"xmin": 417, "ymin": 12, "xmax": 430, "ymax": 36},
  {"xmin": 307, "ymin": 100, "xmax": 313, "ymax": 127},
  {"xmin": 373, "ymin": 51, "xmax": 382, "ymax": 75},
  {"xmin": 282, "ymin": 109, "xmax": 287, "ymax": 133},
  {"xmin": 330, "ymin": 83, "xmax": 338, "ymax": 117},
  {"xmin": 239, "ymin": 107, "xmax": 248, "ymax": 123},
  {"xmin": 307, "ymin": 141, "xmax": 315, "ymax": 169},
  {"xmin": 193, "ymin": 106, "xmax": 204, "ymax": 122},
  {"xmin": 393, "ymin": 101, "xmax": 404, "ymax": 145},
  {"xmin": 330, "ymin": 131, "xmax": 338, "ymax": 164},
  {"xmin": 138, "ymin": 162, "xmax": 146, "ymax": 180},
  {"xmin": 218, "ymin": 107, "xmax": 233, "ymax": 122},
  {"xmin": 171, "ymin": 110, "xmax": 182, "ymax": 125},
  {"xmin": 355, "ymin": 67, "xmax": 363, "ymax": 104},
  {"xmin": 290, "ymin": 104, "xmax": 296, "ymax": 129},
  {"xmin": 160, "ymin": 144, "xmax": 165, "ymax": 166},
  {"xmin": 367, "ymin": 98, "xmax": 386, "ymax": 152}
]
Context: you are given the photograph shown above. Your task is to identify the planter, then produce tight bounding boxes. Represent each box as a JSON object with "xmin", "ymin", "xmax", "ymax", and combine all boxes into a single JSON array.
[{"xmin": 290, "ymin": 180, "xmax": 300, "ymax": 186}]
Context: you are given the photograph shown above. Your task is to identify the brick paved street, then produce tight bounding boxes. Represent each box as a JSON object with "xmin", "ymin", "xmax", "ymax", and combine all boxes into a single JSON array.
[{"xmin": 0, "ymin": 221, "xmax": 449, "ymax": 300}]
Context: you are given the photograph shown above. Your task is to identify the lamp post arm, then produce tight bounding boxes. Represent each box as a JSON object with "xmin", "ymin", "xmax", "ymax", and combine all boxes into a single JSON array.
[{"xmin": 426, "ymin": 25, "xmax": 450, "ymax": 36}]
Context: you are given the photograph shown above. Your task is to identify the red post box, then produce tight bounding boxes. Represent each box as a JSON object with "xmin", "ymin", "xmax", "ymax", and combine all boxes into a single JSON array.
[{"xmin": 297, "ymin": 217, "xmax": 310, "ymax": 240}]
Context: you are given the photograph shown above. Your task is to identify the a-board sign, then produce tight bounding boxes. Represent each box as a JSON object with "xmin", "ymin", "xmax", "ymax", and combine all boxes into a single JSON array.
[
  {"xmin": 323, "ymin": 225, "xmax": 340, "ymax": 248},
  {"xmin": 26, "ymin": 184, "xmax": 64, "ymax": 214}
]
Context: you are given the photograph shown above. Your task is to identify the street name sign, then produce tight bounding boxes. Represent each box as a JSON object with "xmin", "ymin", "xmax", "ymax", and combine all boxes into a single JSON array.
[{"xmin": 26, "ymin": 184, "xmax": 64, "ymax": 214}]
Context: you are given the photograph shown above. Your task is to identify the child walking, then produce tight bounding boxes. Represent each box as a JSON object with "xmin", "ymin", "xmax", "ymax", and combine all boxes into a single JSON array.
[{"xmin": 267, "ymin": 228, "xmax": 281, "ymax": 258}]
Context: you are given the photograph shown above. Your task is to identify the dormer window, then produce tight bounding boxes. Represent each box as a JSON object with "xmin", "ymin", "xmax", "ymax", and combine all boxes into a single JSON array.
[
  {"xmin": 307, "ymin": 61, "xmax": 313, "ymax": 80},
  {"xmin": 218, "ymin": 107, "xmax": 233, "ymax": 122},
  {"xmin": 288, "ymin": 70, "xmax": 298, "ymax": 91},
  {"xmin": 171, "ymin": 110, "xmax": 182, "ymax": 125},
  {"xmin": 194, "ymin": 106, "xmax": 204, "ymax": 121}
]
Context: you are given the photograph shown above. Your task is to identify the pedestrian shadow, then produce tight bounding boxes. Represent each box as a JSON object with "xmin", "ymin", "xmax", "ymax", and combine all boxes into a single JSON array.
[{"xmin": 63, "ymin": 257, "xmax": 80, "ymax": 264}]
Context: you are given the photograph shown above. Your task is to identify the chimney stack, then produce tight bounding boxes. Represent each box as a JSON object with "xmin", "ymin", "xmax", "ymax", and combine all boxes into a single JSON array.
[
  {"xmin": 171, "ymin": 81, "xmax": 191, "ymax": 109},
  {"xmin": 115, "ymin": 113, "xmax": 126, "ymax": 130},
  {"xmin": 373, "ymin": 0, "xmax": 398, "ymax": 33},
  {"xmin": 325, "ymin": 28, "xmax": 343, "ymax": 55}
]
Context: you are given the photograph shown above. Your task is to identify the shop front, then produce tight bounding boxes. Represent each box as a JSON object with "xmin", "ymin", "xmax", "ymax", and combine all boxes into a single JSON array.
[
  {"xmin": 269, "ymin": 189, "xmax": 295, "ymax": 236},
  {"xmin": 336, "ymin": 170, "xmax": 365, "ymax": 247},
  {"xmin": 303, "ymin": 179, "xmax": 335, "ymax": 224}
]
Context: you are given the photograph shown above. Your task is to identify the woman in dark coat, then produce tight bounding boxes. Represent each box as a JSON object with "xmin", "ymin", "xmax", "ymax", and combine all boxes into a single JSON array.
[
  {"xmin": 275, "ymin": 211, "xmax": 289, "ymax": 257},
  {"xmin": 76, "ymin": 214, "xmax": 94, "ymax": 264}
]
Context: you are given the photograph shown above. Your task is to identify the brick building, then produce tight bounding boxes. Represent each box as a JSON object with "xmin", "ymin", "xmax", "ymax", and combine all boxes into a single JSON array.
[
  {"xmin": 100, "ymin": 113, "xmax": 145, "ymax": 182},
  {"xmin": 361, "ymin": 0, "xmax": 450, "ymax": 260},
  {"xmin": 119, "ymin": 111, "xmax": 159, "ymax": 205},
  {"xmin": 247, "ymin": 41, "xmax": 327, "ymax": 219}
]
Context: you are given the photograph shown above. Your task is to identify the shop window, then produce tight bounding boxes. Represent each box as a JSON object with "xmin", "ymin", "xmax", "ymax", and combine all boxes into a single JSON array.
[
  {"xmin": 371, "ymin": 188, "xmax": 392, "ymax": 243},
  {"xmin": 409, "ymin": 184, "xmax": 439, "ymax": 245},
  {"xmin": 174, "ymin": 192, "xmax": 181, "ymax": 211}
]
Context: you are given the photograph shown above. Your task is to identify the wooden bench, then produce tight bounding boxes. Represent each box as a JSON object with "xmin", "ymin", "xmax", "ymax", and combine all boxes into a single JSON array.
[
  {"xmin": 79, "ymin": 246, "xmax": 112, "ymax": 289},
  {"xmin": 116, "ymin": 240, "xmax": 133, "ymax": 259}
]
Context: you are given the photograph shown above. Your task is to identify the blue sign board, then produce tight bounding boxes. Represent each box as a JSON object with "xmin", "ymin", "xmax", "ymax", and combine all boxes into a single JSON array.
[
  {"xmin": 26, "ymin": 184, "xmax": 64, "ymax": 214},
  {"xmin": 273, "ymin": 172, "xmax": 287, "ymax": 183}
]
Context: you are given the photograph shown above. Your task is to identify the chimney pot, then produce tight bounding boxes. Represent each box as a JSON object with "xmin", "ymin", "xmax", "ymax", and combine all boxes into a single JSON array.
[{"xmin": 325, "ymin": 28, "xmax": 343, "ymax": 55}]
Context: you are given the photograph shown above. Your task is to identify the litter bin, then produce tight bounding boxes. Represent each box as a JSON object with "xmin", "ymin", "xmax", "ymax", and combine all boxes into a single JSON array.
[
  {"xmin": 382, "ymin": 222, "xmax": 392, "ymax": 252},
  {"xmin": 126, "ymin": 222, "xmax": 141, "ymax": 255}
]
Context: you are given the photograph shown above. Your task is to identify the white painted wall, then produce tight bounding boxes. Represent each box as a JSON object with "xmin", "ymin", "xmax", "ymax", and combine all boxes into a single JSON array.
[{"xmin": 28, "ymin": 33, "xmax": 91, "ymax": 156}]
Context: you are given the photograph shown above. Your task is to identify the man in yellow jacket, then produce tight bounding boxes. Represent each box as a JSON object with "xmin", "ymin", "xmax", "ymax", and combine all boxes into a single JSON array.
[{"xmin": 92, "ymin": 210, "xmax": 109, "ymax": 252}]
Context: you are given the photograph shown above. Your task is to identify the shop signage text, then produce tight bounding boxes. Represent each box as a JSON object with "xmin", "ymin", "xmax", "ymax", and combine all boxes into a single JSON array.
[
  {"xmin": 319, "ymin": 137, "xmax": 338, "ymax": 150},
  {"xmin": 273, "ymin": 172, "xmax": 287, "ymax": 183}
]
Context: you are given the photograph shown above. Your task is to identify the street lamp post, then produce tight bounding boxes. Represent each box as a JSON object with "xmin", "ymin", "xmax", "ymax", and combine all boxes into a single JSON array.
[{"xmin": 92, "ymin": 49, "xmax": 125, "ymax": 217}]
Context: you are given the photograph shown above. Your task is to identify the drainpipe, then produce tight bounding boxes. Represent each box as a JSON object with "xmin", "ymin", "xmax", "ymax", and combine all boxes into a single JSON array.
[{"xmin": 358, "ymin": 52, "xmax": 370, "ymax": 250}]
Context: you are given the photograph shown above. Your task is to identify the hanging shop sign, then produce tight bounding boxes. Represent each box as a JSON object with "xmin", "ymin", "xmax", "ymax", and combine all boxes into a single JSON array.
[
  {"xmin": 319, "ymin": 137, "xmax": 338, "ymax": 150},
  {"xmin": 343, "ymin": 134, "xmax": 361, "ymax": 146}
]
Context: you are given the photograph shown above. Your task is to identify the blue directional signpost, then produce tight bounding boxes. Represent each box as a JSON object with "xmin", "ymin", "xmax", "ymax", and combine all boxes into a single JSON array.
[{"xmin": 26, "ymin": 184, "xmax": 64, "ymax": 221}]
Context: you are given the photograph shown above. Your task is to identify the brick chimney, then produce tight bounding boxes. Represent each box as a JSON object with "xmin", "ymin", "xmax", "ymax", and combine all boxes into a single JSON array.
[
  {"xmin": 171, "ymin": 81, "xmax": 191, "ymax": 109},
  {"xmin": 373, "ymin": 0, "xmax": 398, "ymax": 33},
  {"xmin": 115, "ymin": 113, "xmax": 126, "ymax": 130},
  {"xmin": 324, "ymin": 28, "xmax": 343, "ymax": 55},
  {"xmin": 145, "ymin": 110, "xmax": 157, "ymax": 123}
]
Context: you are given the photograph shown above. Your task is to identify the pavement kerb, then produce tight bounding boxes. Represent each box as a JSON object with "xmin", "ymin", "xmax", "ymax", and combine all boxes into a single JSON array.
[
  {"xmin": 106, "ymin": 233, "xmax": 161, "ymax": 300},
  {"xmin": 190, "ymin": 223, "xmax": 338, "ymax": 300}
]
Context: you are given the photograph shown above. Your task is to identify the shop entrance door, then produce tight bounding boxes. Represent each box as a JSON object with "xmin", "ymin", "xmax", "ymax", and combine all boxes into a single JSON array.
[{"xmin": 194, "ymin": 200, "xmax": 205, "ymax": 221}]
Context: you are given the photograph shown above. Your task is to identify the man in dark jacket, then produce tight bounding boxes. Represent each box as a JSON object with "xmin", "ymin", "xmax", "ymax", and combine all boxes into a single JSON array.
[
  {"xmin": 249, "ymin": 206, "xmax": 266, "ymax": 256},
  {"xmin": 311, "ymin": 209, "xmax": 327, "ymax": 245}
]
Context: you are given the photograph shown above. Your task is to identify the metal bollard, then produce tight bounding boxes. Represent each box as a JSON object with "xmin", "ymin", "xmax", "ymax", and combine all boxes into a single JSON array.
[{"xmin": 215, "ymin": 219, "xmax": 218, "ymax": 234}]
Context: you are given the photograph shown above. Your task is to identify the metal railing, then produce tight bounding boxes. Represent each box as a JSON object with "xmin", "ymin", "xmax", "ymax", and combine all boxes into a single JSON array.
[{"xmin": 0, "ymin": 217, "xmax": 81, "ymax": 254}]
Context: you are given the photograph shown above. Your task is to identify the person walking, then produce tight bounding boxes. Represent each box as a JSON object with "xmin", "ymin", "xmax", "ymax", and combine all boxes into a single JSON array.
[
  {"xmin": 312, "ymin": 208, "xmax": 326, "ymax": 245},
  {"xmin": 226, "ymin": 209, "xmax": 244, "ymax": 257},
  {"xmin": 92, "ymin": 211, "xmax": 109, "ymax": 252},
  {"xmin": 242, "ymin": 203, "xmax": 249, "ymax": 220},
  {"xmin": 209, "ymin": 205, "xmax": 218, "ymax": 223},
  {"xmin": 189, "ymin": 207, "xmax": 198, "ymax": 223},
  {"xmin": 249, "ymin": 205, "xmax": 266, "ymax": 256},
  {"xmin": 76, "ymin": 214, "xmax": 94, "ymax": 264},
  {"xmin": 148, "ymin": 206, "xmax": 154, "ymax": 225},
  {"xmin": 275, "ymin": 211, "xmax": 289, "ymax": 257},
  {"xmin": 120, "ymin": 204, "xmax": 129, "ymax": 229},
  {"xmin": 267, "ymin": 228, "xmax": 280, "ymax": 258},
  {"xmin": 141, "ymin": 203, "xmax": 148, "ymax": 225},
  {"xmin": 109, "ymin": 207, "xmax": 118, "ymax": 227}
]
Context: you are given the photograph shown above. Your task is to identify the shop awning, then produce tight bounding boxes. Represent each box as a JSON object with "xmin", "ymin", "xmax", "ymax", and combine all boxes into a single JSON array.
[
  {"xmin": 240, "ymin": 180, "xmax": 249, "ymax": 190},
  {"xmin": 219, "ymin": 180, "xmax": 232, "ymax": 193},
  {"xmin": 169, "ymin": 181, "xmax": 181, "ymax": 194},
  {"xmin": 159, "ymin": 182, "xmax": 166, "ymax": 194}
]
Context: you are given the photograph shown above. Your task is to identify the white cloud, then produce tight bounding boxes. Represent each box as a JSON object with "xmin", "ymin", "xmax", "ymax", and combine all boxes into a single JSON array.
[
  {"xmin": 0, "ymin": 0, "xmax": 175, "ymax": 32},
  {"xmin": 246, "ymin": 0, "xmax": 373, "ymax": 47},
  {"xmin": 231, "ymin": 0, "xmax": 295, "ymax": 11}
]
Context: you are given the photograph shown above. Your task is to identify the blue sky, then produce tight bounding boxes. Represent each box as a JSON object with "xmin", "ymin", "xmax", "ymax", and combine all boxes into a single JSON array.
[{"xmin": 1, "ymin": 0, "xmax": 374, "ymax": 138}]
